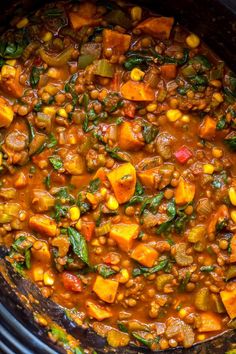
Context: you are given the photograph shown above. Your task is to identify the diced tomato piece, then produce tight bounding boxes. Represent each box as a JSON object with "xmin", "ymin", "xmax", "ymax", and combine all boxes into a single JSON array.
[
  {"xmin": 34, "ymin": 56, "xmax": 43, "ymax": 66},
  {"xmin": 81, "ymin": 221, "xmax": 95, "ymax": 241},
  {"xmin": 174, "ymin": 145, "xmax": 193, "ymax": 164},
  {"xmin": 123, "ymin": 102, "xmax": 136, "ymax": 118},
  {"xmin": 61, "ymin": 272, "xmax": 82, "ymax": 292}
]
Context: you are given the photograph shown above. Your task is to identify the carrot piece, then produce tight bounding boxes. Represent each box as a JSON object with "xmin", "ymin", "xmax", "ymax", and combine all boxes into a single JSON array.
[
  {"xmin": 86, "ymin": 300, "xmax": 112, "ymax": 320},
  {"xmin": 0, "ymin": 65, "xmax": 24, "ymax": 98},
  {"xmin": 81, "ymin": 221, "xmax": 95, "ymax": 241},
  {"xmin": 230, "ymin": 235, "xmax": 236, "ymax": 263},
  {"xmin": 118, "ymin": 121, "xmax": 144, "ymax": 151},
  {"xmin": 29, "ymin": 214, "xmax": 57, "ymax": 237},
  {"xmin": 220, "ymin": 287, "xmax": 236, "ymax": 319},
  {"xmin": 136, "ymin": 16, "xmax": 174, "ymax": 40},
  {"xmin": 93, "ymin": 275, "xmax": 119, "ymax": 303},
  {"xmin": 138, "ymin": 164, "xmax": 175, "ymax": 190},
  {"xmin": 174, "ymin": 177, "xmax": 195, "ymax": 205},
  {"xmin": 131, "ymin": 244, "xmax": 158, "ymax": 267},
  {"xmin": 160, "ymin": 64, "xmax": 177, "ymax": 80},
  {"xmin": 199, "ymin": 116, "xmax": 216, "ymax": 140},
  {"xmin": 207, "ymin": 205, "xmax": 229, "ymax": 234},
  {"xmin": 69, "ymin": 2, "xmax": 99, "ymax": 30},
  {"xmin": 93, "ymin": 167, "xmax": 107, "ymax": 183},
  {"xmin": 107, "ymin": 163, "xmax": 136, "ymax": 204},
  {"xmin": 121, "ymin": 80, "xmax": 155, "ymax": 101},
  {"xmin": 103, "ymin": 29, "xmax": 131, "ymax": 56},
  {"xmin": 198, "ymin": 312, "xmax": 222, "ymax": 332},
  {"xmin": 109, "ymin": 223, "xmax": 139, "ymax": 252},
  {"xmin": 0, "ymin": 97, "xmax": 14, "ymax": 128}
]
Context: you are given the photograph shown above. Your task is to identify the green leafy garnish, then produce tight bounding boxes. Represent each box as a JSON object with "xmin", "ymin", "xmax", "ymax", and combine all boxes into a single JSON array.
[
  {"xmin": 105, "ymin": 145, "xmax": 128, "ymax": 162},
  {"xmin": 132, "ymin": 258, "xmax": 169, "ymax": 277},
  {"xmin": 88, "ymin": 178, "xmax": 100, "ymax": 193},
  {"xmin": 47, "ymin": 133, "xmax": 58, "ymax": 148},
  {"xmin": 142, "ymin": 123, "xmax": 158, "ymax": 144},
  {"xmin": 68, "ymin": 227, "xmax": 89, "ymax": 265},
  {"xmin": 179, "ymin": 271, "xmax": 191, "ymax": 291},
  {"xmin": 30, "ymin": 66, "xmax": 44, "ymax": 88},
  {"xmin": 200, "ymin": 265, "xmax": 215, "ymax": 272},
  {"xmin": 156, "ymin": 199, "xmax": 176, "ymax": 234},
  {"xmin": 49, "ymin": 156, "xmax": 63, "ymax": 170},
  {"xmin": 132, "ymin": 333, "xmax": 160, "ymax": 348},
  {"xmin": 53, "ymin": 202, "xmax": 68, "ymax": 222},
  {"xmin": 44, "ymin": 175, "xmax": 51, "ymax": 189},
  {"xmin": 94, "ymin": 264, "xmax": 117, "ymax": 278},
  {"xmin": 140, "ymin": 192, "xmax": 164, "ymax": 217}
]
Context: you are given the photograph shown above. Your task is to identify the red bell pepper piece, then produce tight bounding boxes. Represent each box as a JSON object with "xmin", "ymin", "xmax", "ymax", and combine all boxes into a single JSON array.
[
  {"xmin": 61, "ymin": 272, "xmax": 82, "ymax": 292},
  {"xmin": 81, "ymin": 221, "xmax": 95, "ymax": 241},
  {"xmin": 174, "ymin": 145, "xmax": 193, "ymax": 164}
]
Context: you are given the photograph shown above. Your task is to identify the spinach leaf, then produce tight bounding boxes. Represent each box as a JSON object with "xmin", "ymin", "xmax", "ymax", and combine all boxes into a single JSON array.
[
  {"xmin": 88, "ymin": 178, "xmax": 100, "ymax": 193},
  {"xmin": 124, "ymin": 56, "xmax": 152, "ymax": 71},
  {"xmin": 44, "ymin": 175, "xmax": 51, "ymax": 189},
  {"xmin": 44, "ymin": 8, "xmax": 64, "ymax": 17},
  {"xmin": 224, "ymin": 132, "xmax": 236, "ymax": 151},
  {"xmin": 47, "ymin": 133, "xmax": 58, "ymax": 148},
  {"xmin": 109, "ymin": 100, "xmax": 124, "ymax": 113},
  {"xmin": 30, "ymin": 67, "xmax": 44, "ymax": 88},
  {"xmin": 132, "ymin": 258, "xmax": 169, "ymax": 277},
  {"xmin": 56, "ymin": 187, "xmax": 75, "ymax": 204},
  {"xmin": 156, "ymin": 199, "xmax": 176, "ymax": 234},
  {"xmin": 68, "ymin": 227, "xmax": 89, "ymax": 265},
  {"xmin": 94, "ymin": 264, "xmax": 117, "ymax": 278},
  {"xmin": 200, "ymin": 265, "xmax": 215, "ymax": 273},
  {"xmin": 125, "ymin": 195, "xmax": 145, "ymax": 209},
  {"xmin": 135, "ymin": 180, "xmax": 144, "ymax": 196},
  {"xmin": 140, "ymin": 192, "xmax": 164, "ymax": 217},
  {"xmin": 74, "ymin": 348, "xmax": 85, "ymax": 354},
  {"xmin": 142, "ymin": 123, "xmax": 158, "ymax": 144},
  {"xmin": 50, "ymin": 325, "xmax": 69, "ymax": 344},
  {"xmin": 216, "ymin": 116, "xmax": 227, "ymax": 130},
  {"xmin": 0, "ymin": 41, "xmax": 24, "ymax": 59},
  {"xmin": 25, "ymin": 249, "xmax": 31, "ymax": 269},
  {"xmin": 105, "ymin": 145, "xmax": 128, "ymax": 162},
  {"xmin": 118, "ymin": 322, "xmax": 128, "ymax": 333},
  {"xmin": 132, "ymin": 333, "xmax": 160, "ymax": 348},
  {"xmin": 12, "ymin": 236, "xmax": 27, "ymax": 252},
  {"xmin": 179, "ymin": 271, "xmax": 191, "ymax": 291},
  {"xmin": 49, "ymin": 156, "xmax": 63, "ymax": 170},
  {"xmin": 189, "ymin": 54, "xmax": 212, "ymax": 70},
  {"xmin": 54, "ymin": 202, "xmax": 68, "ymax": 222}
]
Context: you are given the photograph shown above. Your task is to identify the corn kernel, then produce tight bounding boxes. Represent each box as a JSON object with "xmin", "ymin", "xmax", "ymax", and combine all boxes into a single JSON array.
[
  {"xmin": 166, "ymin": 109, "xmax": 182, "ymax": 122},
  {"xmin": 43, "ymin": 270, "xmax": 54, "ymax": 286},
  {"xmin": 2, "ymin": 65, "xmax": 16, "ymax": 77},
  {"xmin": 106, "ymin": 195, "xmax": 119, "ymax": 210},
  {"xmin": 42, "ymin": 31, "xmax": 53, "ymax": 42},
  {"xmin": 181, "ymin": 114, "xmax": 190, "ymax": 123},
  {"xmin": 33, "ymin": 266, "xmax": 44, "ymax": 282},
  {"xmin": 100, "ymin": 187, "xmax": 107, "ymax": 197},
  {"xmin": 57, "ymin": 108, "xmax": 68, "ymax": 119},
  {"xmin": 47, "ymin": 68, "xmax": 61, "ymax": 79},
  {"xmin": 146, "ymin": 103, "xmax": 157, "ymax": 112},
  {"xmin": 75, "ymin": 219, "xmax": 82, "ymax": 231},
  {"xmin": 197, "ymin": 334, "xmax": 206, "ymax": 341},
  {"xmin": 5, "ymin": 59, "xmax": 16, "ymax": 66},
  {"xmin": 45, "ymin": 85, "xmax": 60, "ymax": 96},
  {"xmin": 203, "ymin": 164, "xmax": 215, "ymax": 174},
  {"xmin": 179, "ymin": 308, "xmax": 187, "ymax": 319},
  {"xmin": 117, "ymin": 292, "xmax": 124, "ymax": 301},
  {"xmin": 212, "ymin": 92, "xmax": 224, "ymax": 103},
  {"xmin": 69, "ymin": 206, "xmax": 80, "ymax": 221},
  {"xmin": 16, "ymin": 17, "xmax": 29, "ymax": 29},
  {"xmin": 209, "ymin": 80, "xmax": 222, "ymax": 88},
  {"xmin": 130, "ymin": 67, "xmax": 145, "ymax": 81},
  {"xmin": 212, "ymin": 147, "xmax": 223, "ymax": 158},
  {"xmin": 186, "ymin": 33, "xmax": 200, "ymax": 48},
  {"xmin": 131, "ymin": 6, "xmax": 142, "ymax": 21},
  {"xmin": 118, "ymin": 269, "xmax": 129, "ymax": 284},
  {"xmin": 229, "ymin": 187, "xmax": 236, "ymax": 206},
  {"xmin": 231, "ymin": 210, "xmax": 236, "ymax": 223},
  {"xmin": 43, "ymin": 106, "xmax": 56, "ymax": 116},
  {"xmin": 91, "ymin": 239, "xmax": 100, "ymax": 246}
]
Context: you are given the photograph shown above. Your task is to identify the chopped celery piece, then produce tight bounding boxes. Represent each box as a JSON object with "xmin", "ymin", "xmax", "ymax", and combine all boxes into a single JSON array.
[{"xmin": 95, "ymin": 59, "xmax": 114, "ymax": 78}]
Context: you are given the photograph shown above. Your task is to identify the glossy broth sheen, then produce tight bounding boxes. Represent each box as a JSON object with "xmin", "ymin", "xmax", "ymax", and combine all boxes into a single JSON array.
[{"xmin": 1, "ymin": 0, "xmax": 236, "ymax": 351}]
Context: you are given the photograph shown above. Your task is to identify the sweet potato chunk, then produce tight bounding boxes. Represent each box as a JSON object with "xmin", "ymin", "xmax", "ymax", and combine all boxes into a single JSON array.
[
  {"xmin": 86, "ymin": 300, "xmax": 112, "ymax": 320},
  {"xmin": 198, "ymin": 312, "xmax": 222, "ymax": 332},
  {"xmin": 103, "ymin": 29, "xmax": 131, "ymax": 56},
  {"xmin": 109, "ymin": 223, "xmax": 139, "ymax": 252},
  {"xmin": 207, "ymin": 205, "xmax": 229, "ymax": 234},
  {"xmin": 64, "ymin": 154, "xmax": 85, "ymax": 175},
  {"xmin": 131, "ymin": 244, "xmax": 158, "ymax": 267},
  {"xmin": 69, "ymin": 3, "xmax": 100, "ymax": 30},
  {"xmin": 107, "ymin": 163, "xmax": 136, "ymax": 204},
  {"xmin": 175, "ymin": 177, "xmax": 195, "ymax": 205},
  {"xmin": 199, "ymin": 116, "xmax": 216, "ymax": 140},
  {"xmin": 160, "ymin": 64, "xmax": 177, "ymax": 80},
  {"xmin": 230, "ymin": 235, "xmax": 236, "ymax": 263},
  {"xmin": 121, "ymin": 80, "xmax": 155, "ymax": 101},
  {"xmin": 118, "ymin": 121, "xmax": 144, "ymax": 151},
  {"xmin": 93, "ymin": 275, "xmax": 119, "ymax": 303},
  {"xmin": 29, "ymin": 214, "xmax": 57, "ymax": 237},
  {"xmin": 0, "ymin": 65, "xmax": 24, "ymax": 98},
  {"xmin": 138, "ymin": 164, "xmax": 174, "ymax": 190},
  {"xmin": 136, "ymin": 16, "xmax": 174, "ymax": 40},
  {"xmin": 220, "ymin": 287, "xmax": 236, "ymax": 319},
  {"xmin": 0, "ymin": 98, "xmax": 14, "ymax": 128}
]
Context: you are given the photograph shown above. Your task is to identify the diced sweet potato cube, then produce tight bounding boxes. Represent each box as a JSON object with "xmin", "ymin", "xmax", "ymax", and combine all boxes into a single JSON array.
[
  {"xmin": 175, "ymin": 177, "xmax": 195, "ymax": 205},
  {"xmin": 29, "ymin": 214, "xmax": 57, "ymax": 237},
  {"xmin": 207, "ymin": 205, "xmax": 229, "ymax": 234},
  {"xmin": 93, "ymin": 275, "xmax": 119, "ymax": 303},
  {"xmin": 86, "ymin": 300, "xmax": 112, "ymax": 320},
  {"xmin": 118, "ymin": 121, "xmax": 144, "ymax": 151},
  {"xmin": 198, "ymin": 312, "xmax": 222, "ymax": 332},
  {"xmin": 230, "ymin": 235, "xmax": 236, "ymax": 263},
  {"xmin": 93, "ymin": 167, "xmax": 107, "ymax": 183},
  {"xmin": 0, "ymin": 65, "xmax": 24, "ymax": 98},
  {"xmin": 199, "ymin": 116, "xmax": 216, "ymax": 140},
  {"xmin": 131, "ymin": 244, "xmax": 158, "ymax": 267},
  {"xmin": 109, "ymin": 223, "xmax": 139, "ymax": 252},
  {"xmin": 107, "ymin": 163, "xmax": 136, "ymax": 204},
  {"xmin": 138, "ymin": 164, "xmax": 174, "ymax": 190},
  {"xmin": 103, "ymin": 29, "xmax": 131, "ymax": 56},
  {"xmin": 121, "ymin": 80, "xmax": 155, "ymax": 101},
  {"xmin": 0, "ymin": 98, "xmax": 14, "ymax": 128},
  {"xmin": 136, "ymin": 16, "xmax": 174, "ymax": 40},
  {"xmin": 31, "ymin": 241, "xmax": 51, "ymax": 263},
  {"xmin": 220, "ymin": 288, "xmax": 236, "ymax": 319},
  {"xmin": 64, "ymin": 154, "xmax": 85, "ymax": 175},
  {"xmin": 69, "ymin": 3, "xmax": 99, "ymax": 30},
  {"xmin": 160, "ymin": 64, "xmax": 177, "ymax": 80}
]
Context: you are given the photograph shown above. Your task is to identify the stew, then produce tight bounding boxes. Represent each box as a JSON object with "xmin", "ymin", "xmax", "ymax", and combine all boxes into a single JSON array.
[{"xmin": 0, "ymin": 0, "xmax": 236, "ymax": 352}]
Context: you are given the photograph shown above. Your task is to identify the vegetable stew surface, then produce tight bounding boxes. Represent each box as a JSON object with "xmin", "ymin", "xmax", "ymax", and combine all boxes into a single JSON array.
[{"xmin": 1, "ymin": 0, "xmax": 236, "ymax": 351}]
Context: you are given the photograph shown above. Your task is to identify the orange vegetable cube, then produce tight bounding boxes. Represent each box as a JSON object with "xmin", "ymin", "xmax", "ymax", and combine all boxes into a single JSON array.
[
  {"xmin": 220, "ymin": 287, "xmax": 236, "ymax": 319},
  {"xmin": 199, "ymin": 116, "xmax": 216, "ymax": 140},
  {"xmin": 160, "ymin": 64, "xmax": 177, "ymax": 80},
  {"xmin": 207, "ymin": 205, "xmax": 229, "ymax": 234},
  {"xmin": 131, "ymin": 244, "xmax": 158, "ymax": 267},
  {"xmin": 230, "ymin": 235, "xmax": 236, "ymax": 263},
  {"xmin": 93, "ymin": 275, "xmax": 119, "ymax": 303},
  {"xmin": 118, "ymin": 121, "xmax": 144, "ymax": 151},
  {"xmin": 136, "ymin": 16, "xmax": 174, "ymax": 40},
  {"xmin": 198, "ymin": 312, "xmax": 222, "ymax": 332},
  {"xmin": 86, "ymin": 300, "xmax": 112, "ymax": 320},
  {"xmin": 0, "ymin": 65, "xmax": 24, "ymax": 98},
  {"xmin": 29, "ymin": 214, "xmax": 57, "ymax": 237},
  {"xmin": 107, "ymin": 163, "xmax": 136, "ymax": 204},
  {"xmin": 109, "ymin": 223, "xmax": 139, "ymax": 252},
  {"xmin": 121, "ymin": 81, "xmax": 155, "ymax": 101},
  {"xmin": 175, "ymin": 177, "xmax": 195, "ymax": 205},
  {"xmin": 103, "ymin": 29, "xmax": 131, "ymax": 56},
  {"xmin": 69, "ymin": 3, "xmax": 99, "ymax": 30},
  {"xmin": 0, "ymin": 98, "xmax": 14, "ymax": 128}
]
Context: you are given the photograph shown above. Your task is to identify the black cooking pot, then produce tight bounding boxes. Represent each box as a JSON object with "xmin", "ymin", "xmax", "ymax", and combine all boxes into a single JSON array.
[{"xmin": 0, "ymin": 1, "xmax": 236, "ymax": 353}]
